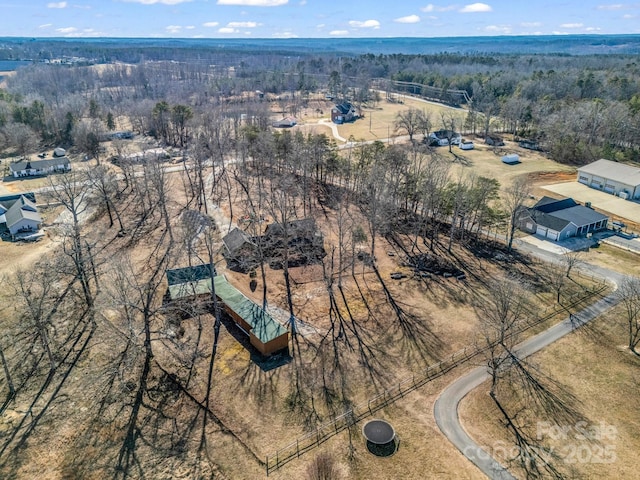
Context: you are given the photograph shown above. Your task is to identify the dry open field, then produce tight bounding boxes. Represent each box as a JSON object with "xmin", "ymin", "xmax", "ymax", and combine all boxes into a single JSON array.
[
  {"xmin": 460, "ymin": 303, "xmax": 640, "ymax": 480},
  {"xmin": 0, "ymin": 91, "xmax": 635, "ymax": 479},
  {"xmin": 0, "ymin": 156, "xmax": 606, "ymax": 480}
]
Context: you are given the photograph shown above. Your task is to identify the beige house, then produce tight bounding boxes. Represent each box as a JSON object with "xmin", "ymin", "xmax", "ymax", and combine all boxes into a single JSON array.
[{"xmin": 577, "ymin": 159, "xmax": 640, "ymax": 200}]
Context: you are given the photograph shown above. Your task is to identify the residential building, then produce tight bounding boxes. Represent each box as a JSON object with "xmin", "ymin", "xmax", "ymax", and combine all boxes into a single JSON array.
[
  {"xmin": 519, "ymin": 196, "xmax": 608, "ymax": 241},
  {"xmin": 10, "ymin": 157, "xmax": 71, "ymax": 178},
  {"xmin": 0, "ymin": 192, "xmax": 42, "ymax": 235}
]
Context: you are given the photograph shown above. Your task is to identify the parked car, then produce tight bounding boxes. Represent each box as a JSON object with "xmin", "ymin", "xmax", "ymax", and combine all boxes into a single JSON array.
[{"xmin": 459, "ymin": 140, "xmax": 474, "ymax": 150}]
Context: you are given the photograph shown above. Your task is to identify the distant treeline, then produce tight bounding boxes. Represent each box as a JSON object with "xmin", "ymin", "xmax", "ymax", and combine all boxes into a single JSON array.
[{"xmin": 1, "ymin": 37, "xmax": 639, "ymax": 164}]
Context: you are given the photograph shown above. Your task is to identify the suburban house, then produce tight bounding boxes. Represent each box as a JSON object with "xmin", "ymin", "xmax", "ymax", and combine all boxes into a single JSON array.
[
  {"xmin": 519, "ymin": 196, "xmax": 609, "ymax": 241},
  {"xmin": 271, "ymin": 116, "xmax": 297, "ymax": 128},
  {"xmin": 577, "ymin": 159, "xmax": 640, "ymax": 200},
  {"xmin": 0, "ymin": 192, "xmax": 42, "ymax": 236},
  {"xmin": 9, "ymin": 157, "xmax": 71, "ymax": 178},
  {"xmin": 427, "ymin": 129, "xmax": 462, "ymax": 146},
  {"xmin": 331, "ymin": 102, "xmax": 359, "ymax": 124},
  {"xmin": 166, "ymin": 265, "xmax": 289, "ymax": 356}
]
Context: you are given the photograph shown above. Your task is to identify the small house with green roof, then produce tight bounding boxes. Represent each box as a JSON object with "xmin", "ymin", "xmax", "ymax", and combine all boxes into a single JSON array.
[{"xmin": 166, "ymin": 265, "xmax": 289, "ymax": 356}]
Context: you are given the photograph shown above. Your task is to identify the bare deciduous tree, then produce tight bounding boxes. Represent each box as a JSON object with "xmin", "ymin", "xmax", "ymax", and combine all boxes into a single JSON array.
[
  {"xmin": 503, "ymin": 176, "xmax": 531, "ymax": 252},
  {"xmin": 617, "ymin": 277, "xmax": 640, "ymax": 356}
]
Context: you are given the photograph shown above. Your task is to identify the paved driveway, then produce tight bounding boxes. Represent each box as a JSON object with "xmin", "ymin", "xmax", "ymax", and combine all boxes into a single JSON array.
[{"xmin": 542, "ymin": 182, "xmax": 640, "ymax": 224}]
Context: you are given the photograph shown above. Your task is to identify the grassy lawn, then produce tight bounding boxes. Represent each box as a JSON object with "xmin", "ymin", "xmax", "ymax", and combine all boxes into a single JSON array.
[{"xmin": 460, "ymin": 302, "xmax": 640, "ymax": 480}]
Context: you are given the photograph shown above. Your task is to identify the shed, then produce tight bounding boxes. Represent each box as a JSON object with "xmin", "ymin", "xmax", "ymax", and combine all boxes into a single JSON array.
[
  {"xmin": 518, "ymin": 139, "xmax": 539, "ymax": 150},
  {"xmin": 166, "ymin": 264, "xmax": 217, "ymax": 301},
  {"xmin": 485, "ymin": 135, "xmax": 504, "ymax": 146},
  {"xmin": 213, "ymin": 276, "xmax": 289, "ymax": 356},
  {"xmin": 53, "ymin": 147, "xmax": 66, "ymax": 157},
  {"xmin": 459, "ymin": 139, "xmax": 474, "ymax": 150},
  {"xmin": 166, "ymin": 268, "xmax": 289, "ymax": 356}
]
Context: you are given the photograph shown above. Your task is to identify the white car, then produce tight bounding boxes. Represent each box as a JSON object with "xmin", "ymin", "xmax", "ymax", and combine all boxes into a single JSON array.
[{"xmin": 459, "ymin": 140, "xmax": 474, "ymax": 150}]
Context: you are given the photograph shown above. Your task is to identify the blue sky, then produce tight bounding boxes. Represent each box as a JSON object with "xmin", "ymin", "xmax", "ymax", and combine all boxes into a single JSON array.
[{"xmin": 3, "ymin": 1, "xmax": 640, "ymax": 38}]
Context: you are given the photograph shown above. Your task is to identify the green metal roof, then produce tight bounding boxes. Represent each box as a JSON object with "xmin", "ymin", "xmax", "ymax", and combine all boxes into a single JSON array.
[
  {"xmin": 168, "ymin": 278, "xmax": 213, "ymax": 300},
  {"xmin": 166, "ymin": 264, "xmax": 215, "ymax": 286},
  {"xmin": 167, "ymin": 274, "xmax": 287, "ymax": 344},
  {"xmin": 213, "ymin": 276, "xmax": 287, "ymax": 344}
]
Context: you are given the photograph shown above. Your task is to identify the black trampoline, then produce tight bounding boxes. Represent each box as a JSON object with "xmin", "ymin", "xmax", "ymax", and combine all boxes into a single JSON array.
[{"xmin": 363, "ymin": 419, "xmax": 398, "ymax": 457}]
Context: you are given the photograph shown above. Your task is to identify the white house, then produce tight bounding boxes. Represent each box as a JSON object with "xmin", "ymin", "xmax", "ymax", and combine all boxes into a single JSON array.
[
  {"xmin": 428, "ymin": 129, "xmax": 462, "ymax": 147},
  {"xmin": 0, "ymin": 193, "xmax": 42, "ymax": 235},
  {"xmin": 10, "ymin": 157, "xmax": 71, "ymax": 178},
  {"xmin": 519, "ymin": 196, "xmax": 608, "ymax": 242},
  {"xmin": 577, "ymin": 159, "xmax": 640, "ymax": 199}
]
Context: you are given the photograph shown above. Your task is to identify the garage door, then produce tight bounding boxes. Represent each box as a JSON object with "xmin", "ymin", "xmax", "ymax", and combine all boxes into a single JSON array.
[
  {"xmin": 536, "ymin": 225, "xmax": 548, "ymax": 237},
  {"xmin": 546, "ymin": 230, "xmax": 559, "ymax": 241},
  {"xmin": 604, "ymin": 185, "xmax": 615, "ymax": 194}
]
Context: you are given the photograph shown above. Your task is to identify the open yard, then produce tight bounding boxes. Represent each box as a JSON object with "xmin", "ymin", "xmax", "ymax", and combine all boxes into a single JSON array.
[
  {"xmin": 0, "ymin": 154, "xmax": 608, "ymax": 479},
  {"xmin": 0, "ymin": 102, "xmax": 631, "ymax": 480},
  {"xmin": 460, "ymin": 302, "xmax": 640, "ymax": 480}
]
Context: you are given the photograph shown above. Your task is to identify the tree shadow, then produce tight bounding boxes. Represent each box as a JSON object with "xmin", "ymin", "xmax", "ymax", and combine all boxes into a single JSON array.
[{"xmin": 0, "ymin": 310, "xmax": 95, "ymax": 474}]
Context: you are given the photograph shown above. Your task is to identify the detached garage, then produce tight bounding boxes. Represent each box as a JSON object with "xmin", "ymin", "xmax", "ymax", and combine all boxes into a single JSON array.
[
  {"xmin": 577, "ymin": 159, "xmax": 640, "ymax": 199},
  {"xmin": 519, "ymin": 196, "xmax": 609, "ymax": 242}
]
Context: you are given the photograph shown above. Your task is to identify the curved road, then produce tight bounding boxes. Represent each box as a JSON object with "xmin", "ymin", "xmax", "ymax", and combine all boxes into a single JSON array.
[{"xmin": 434, "ymin": 243, "xmax": 627, "ymax": 480}]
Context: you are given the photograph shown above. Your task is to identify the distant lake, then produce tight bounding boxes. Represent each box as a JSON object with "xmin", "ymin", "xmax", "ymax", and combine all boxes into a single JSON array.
[{"xmin": 0, "ymin": 60, "xmax": 31, "ymax": 71}]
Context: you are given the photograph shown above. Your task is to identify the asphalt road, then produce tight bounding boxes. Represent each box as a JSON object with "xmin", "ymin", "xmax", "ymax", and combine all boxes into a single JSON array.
[{"xmin": 434, "ymin": 245, "xmax": 626, "ymax": 480}]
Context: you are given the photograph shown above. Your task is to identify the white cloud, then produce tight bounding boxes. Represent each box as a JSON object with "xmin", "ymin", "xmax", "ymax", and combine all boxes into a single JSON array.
[
  {"xmin": 123, "ymin": 0, "xmax": 193, "ymax": 4},
  {"xmin": 485, "ymin": 24, "xmax": 512, "ymax": 34},
  {"xmin": 459, "ymin": 3, "xmax": 492, "ymax": 13},
  {"xmin": 623, "ymin": 13, "xmax": 637, "ymax": 18},
  {"xmin": 329, "ymin": 30, "xmax": 349, "ymax": 35},
  {"xmin": 299, "ymin": 0, "xmax": 306, "ymax": 4},
  {"xmin": 47, "ymin": 2, "xmax": 67, "ymax": 8},
  {"xmin": 39, "ymin": 23, "xmax": 53, "ymax": 28},
  {"xmin": 203, "ymin": 21, "xmax": 220, "ymax": 27},
  {"xmin": 217, "ymin": 0, "xmax": 288, "ymax": 5},
  {"xmin": 166, "ymin": 25, "xmax": 182, "ymax": 33},
  {"xmin": 272, "ymin": 31, "xmax": 298, "ymax": 38},
  {"xmin": 316, "ymin": 23, "xmax": 325, "ymax": 28},
  {"xmin": 56, "ymin": 27, "xmax": 78, "ymax": 33},
  {"xmin": 348, "ymin": 19, "xmax": 380, "ymax": 29},
  {"xmin": 560, "ymin": 23, "xmax": 583, "ymax": 28},
  {"xmin": 227, "ymin": 21, "xmax": 260, "ymax": 27},
  {"xmin": 585, "ymin": 26, "xmax": 602, "ymax": 31},
  {"xmin": 421, "ymin": 4, "xmax": 456, "ymax": 13},
  {"xmin": 395, "ymin": 15, "xmax": 421, "ymax": 23},
  {"xmin": 597, "ymin": 4, "xmax": 627, "ymax": 10},
  {"xmin": 186, "ymin": 25, "xmax": 195, "ymax": 29},
  {"xmin": 218, "ymin": 27, "xmax": 238, "ymax": 33},
  {"xmin": 520, "ymin": 21, "xmax": 542, "ymax": 28}
]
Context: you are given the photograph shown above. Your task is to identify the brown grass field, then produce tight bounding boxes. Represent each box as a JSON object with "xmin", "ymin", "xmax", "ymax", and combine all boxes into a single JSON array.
[
  {"xmin": 461, "ymin": 303, "xmax": 640, "ymax": 480},
  {"xmin": 0, "ymin": 93, "xmax": 637, "ymax": 480}
]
